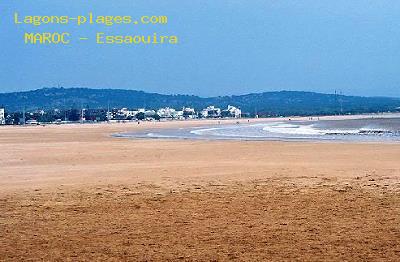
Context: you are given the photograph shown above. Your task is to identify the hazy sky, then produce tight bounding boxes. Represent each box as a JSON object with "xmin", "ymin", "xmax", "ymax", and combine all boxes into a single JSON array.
[{"xmin": 1, "ymin": 0, "xmax": 400, "ymax": 97}]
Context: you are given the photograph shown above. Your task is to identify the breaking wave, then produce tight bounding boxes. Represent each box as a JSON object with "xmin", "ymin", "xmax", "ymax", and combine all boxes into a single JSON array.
[{"xmin": 116, "ymin": 118, "xmax": 400, "ymax": 142}]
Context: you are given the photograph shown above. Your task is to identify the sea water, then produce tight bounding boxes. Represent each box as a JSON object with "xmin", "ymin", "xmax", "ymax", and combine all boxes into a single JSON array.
[{"xmin": 116, "ymin": 117, "xmax": 400, "ymax": 142}]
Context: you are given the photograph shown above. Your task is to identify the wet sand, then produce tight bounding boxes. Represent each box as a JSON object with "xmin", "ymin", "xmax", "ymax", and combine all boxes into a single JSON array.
[{"xmin": 1, "ymin": 120, "xmax": 399, "ymax": 261}]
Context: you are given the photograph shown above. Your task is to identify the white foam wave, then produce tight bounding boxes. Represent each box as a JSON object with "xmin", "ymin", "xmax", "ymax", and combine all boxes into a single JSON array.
[
  {"xmin": 146, "ymin": 133, "xmax": 178, "ymax": 138},
  {"xmin": 191, "ymin": 122, "xmax": 364, "ymax": 138},
  {"xmin": 190, "ymin": 127, "xmax": 220, "ymax": 134},
  {"xmin": 262, "ymin": 123, "xmax": 324, "ymax": 135}
]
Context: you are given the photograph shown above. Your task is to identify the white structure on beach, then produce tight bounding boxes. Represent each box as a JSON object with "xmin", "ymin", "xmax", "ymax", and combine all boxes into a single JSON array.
[{"xmin": 0, "ymin": 108, "xmax": 5, "ymax": 125}]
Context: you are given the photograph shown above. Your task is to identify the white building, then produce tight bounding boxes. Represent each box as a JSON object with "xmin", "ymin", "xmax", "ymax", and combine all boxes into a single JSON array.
[
  {"xmin": 0, "ymin": 108, "xmax": 5, "ymax": 125},
  {"xmin": 144, "ymin": 110, "xmax": 156, "ymax": 117},
  {"xmin": 182, "ymin": 107, "xmax": 196, "ymax": 119},
  {"xmin": 157, "ymin": 107, "xmax": 197, "ymax": 119},
  {"xmin": 227, "ymin": 105, "xmax": 242, "ymax": 118},
  {"xmin": 106, "ymin": 110, "xmax": 113, "ymax": 120},
  {"xmin": 119, "ymin": 108, "xmax": 138, "ymax": 118},
  {"xmin": 174, "ymin": 110, "xmax": 184, "ymax": 119},
  {"xmin": 201, "ymin": 106, "xmax": 221, "ymax": 118},
  {"xmin": 157, "ymin": 107, "xmax": 176, "ymax": 118}
]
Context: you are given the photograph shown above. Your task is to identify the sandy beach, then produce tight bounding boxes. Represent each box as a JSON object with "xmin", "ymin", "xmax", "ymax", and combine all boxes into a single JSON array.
[{"xmin": 1, "ymin": 119, "xmax": 399, "ymax": 261}]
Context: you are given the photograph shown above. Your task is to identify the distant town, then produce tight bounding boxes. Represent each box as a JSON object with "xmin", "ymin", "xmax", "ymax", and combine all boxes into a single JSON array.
[{"xmin": 0, "ymin": 105, "xmax": 243, "ymax": 125}]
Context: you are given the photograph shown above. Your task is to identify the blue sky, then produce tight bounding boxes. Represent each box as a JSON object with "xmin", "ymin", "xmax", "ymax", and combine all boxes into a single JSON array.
[{"xmin": 1, "ymin": 0, "xmax": 400, "ymax": 97}]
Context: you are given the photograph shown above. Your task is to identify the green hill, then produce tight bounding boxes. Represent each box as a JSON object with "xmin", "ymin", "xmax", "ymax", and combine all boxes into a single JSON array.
[{"xmin": 1, "ymin": 87, "xmax": 399, "ymax": 116}]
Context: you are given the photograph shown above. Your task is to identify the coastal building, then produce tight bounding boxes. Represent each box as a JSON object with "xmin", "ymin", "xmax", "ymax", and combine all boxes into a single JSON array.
[
  {"xmin": 226, "ymin": 105, "xmax": 242, "ymax": 118},
  {"xmin": 174, "ymin": 110, "xmax": 183, "ymax": 118},
  {"xmin": 0, "ymin": 108, "xmax": 5, "ymax": 125},
  {"xmin": 120, "ymin": 108, "xmax": 138, "ymax": 118},
  {"xmin": 201, "ymin": 106, "xmax": 221, "ymax": 118},
  {"xmin": 144, "ymin": 110, "xmax": 156, "ymax": 117},
  {"xmin": 182, "ymin": 107, "xmax": 196, "ymax": 119},
  {"xmin": 157, "ymin": 107, "xmax": 176, "ymax": 118},
  {"xmin": 108, "ymin": 108, "xmax": 127, "ymax": 120},
  {"xmin": 106, "ymin": 110, "xmax": 113, "ymax": 120}
]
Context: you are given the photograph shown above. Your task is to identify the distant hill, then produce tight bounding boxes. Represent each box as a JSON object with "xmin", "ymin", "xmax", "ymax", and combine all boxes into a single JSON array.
[{"xmin": 0, "ymin": 87, "xmax": 399, "ymax": 116}]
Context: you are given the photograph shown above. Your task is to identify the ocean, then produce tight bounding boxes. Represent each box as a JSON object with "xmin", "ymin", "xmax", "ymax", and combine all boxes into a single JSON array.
[{"xmin": 116, "ymin": 117, "xmax": 400, "ymax": 142}]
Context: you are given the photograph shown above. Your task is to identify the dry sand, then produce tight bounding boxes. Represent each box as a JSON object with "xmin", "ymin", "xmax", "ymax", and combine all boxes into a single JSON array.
[{"xmin": 0, "ymin": 120, "xmax": 399, "ymax": 261}]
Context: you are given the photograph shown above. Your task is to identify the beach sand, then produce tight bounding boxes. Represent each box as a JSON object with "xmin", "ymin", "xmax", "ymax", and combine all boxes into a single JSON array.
[{"xmin": 1, "ymin": 120, "xmax": 399, "ymax": 261}]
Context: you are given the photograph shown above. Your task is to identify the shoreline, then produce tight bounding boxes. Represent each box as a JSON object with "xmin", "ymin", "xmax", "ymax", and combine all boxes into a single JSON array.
[
  {"xmin": 1, "ymin": 111, "xmax": 400, "ymax": 129},
  {"xmin": 111, "ymin": 114, "xmax": 400, "ymax": 143}
]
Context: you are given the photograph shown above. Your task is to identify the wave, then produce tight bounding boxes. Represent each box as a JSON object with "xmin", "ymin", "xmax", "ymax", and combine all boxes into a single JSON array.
[
  {"xmin": 190, "ymin": 122, "xmax": 399, "ymax": 140},
  {"xmin": 116, "ymin": 118, "xmax": 400, "ymax": 142}
]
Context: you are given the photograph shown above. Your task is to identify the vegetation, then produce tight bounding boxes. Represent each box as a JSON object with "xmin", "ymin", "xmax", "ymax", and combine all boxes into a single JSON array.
[{"xmin": 1, "ymin": 87, "xmax": 399, "ymax": 117}]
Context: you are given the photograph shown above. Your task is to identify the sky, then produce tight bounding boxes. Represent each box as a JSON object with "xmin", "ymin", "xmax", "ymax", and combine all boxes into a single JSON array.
[{"xmin": 1, "ymin": 0, "xmax": 400, "ymax": 97}]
